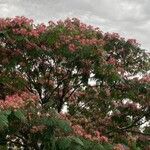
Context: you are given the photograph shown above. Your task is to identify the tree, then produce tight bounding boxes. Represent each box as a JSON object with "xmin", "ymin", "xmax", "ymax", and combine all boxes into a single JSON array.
[{"xmin": 0, "ymin": 16, "xmax": 149, "ymax": 149}]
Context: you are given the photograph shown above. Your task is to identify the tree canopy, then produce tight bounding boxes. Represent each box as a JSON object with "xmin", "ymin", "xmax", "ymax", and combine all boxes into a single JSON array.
[{"xmin": 0, "ymin": 16, "xmax": 150, "ymax": 150}]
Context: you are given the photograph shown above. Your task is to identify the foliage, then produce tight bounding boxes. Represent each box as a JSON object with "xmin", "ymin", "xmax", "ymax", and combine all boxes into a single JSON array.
[{"xmin": 0, "ymin": 16, "xmax": 150, "ymax": 149}]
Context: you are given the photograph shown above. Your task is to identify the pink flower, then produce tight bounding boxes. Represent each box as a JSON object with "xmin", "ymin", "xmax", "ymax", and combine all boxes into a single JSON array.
[
  {"xmin": 127, "ymin": 39, "xmax": 139, "ymax": 47},
  {"xmin": 29, "ymin": 29, "xmax": 39, "ymax": 37},
  {"xmin": 68, "ymin": 44, "xmax": 76, "ymax": 52},
  {"xmin": 140, "ymin": 74, "xmax": 150, "ymax": 83},
  {"xmin": 107, "ymin": 57, "xmax": 117, "ymax": 65},
  {"xmin": 12, "ymin": 16, "xmax": 33, "ymax": 27},
  {"xmin": 99, "ymin": 136, "xmax": 108, "ymax": 142},
  {"xmin": 36, "ymin": 23, "xmax": 46, "ymax": 34},
  {"xmin": 95, "ymin": 131, "xmax": 101, "ymax": 137},
  {"xmin": 72, "ymin": 125, "xmax": 85, "ymax": 136},
  {"xmin": 0, "ymin": 92, "xmax": 39, "ymax": 110},
  {"xmin": 104, "ymin": 32, "xmax": 120, "ymax": 40},
  {"xmin": 84, "ymin": 134, "xmax": 92, "ymax": 140},
  {"xmin": 113, "ymin": 144, "xmax": 126, "ymax": 150}
]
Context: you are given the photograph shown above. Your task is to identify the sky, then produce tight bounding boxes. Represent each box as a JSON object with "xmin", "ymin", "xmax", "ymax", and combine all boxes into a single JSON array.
[{"xmin": 0, "ymin": 0, "xmax": 150, "ymax": 50}]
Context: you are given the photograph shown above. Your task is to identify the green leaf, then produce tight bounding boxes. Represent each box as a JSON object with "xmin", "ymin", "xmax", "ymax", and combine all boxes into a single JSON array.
[
  {"xmin": 0, "ymin": 114, "xmax": 8, "ymax": 129},
  {"xmin": 41, "ymin": 118, "xmax": 72, "ymax": 133},
  {"xmin": 56, "ymin": 137, "xmax": 71, "ymax": 150},
  {"xmin": 56, "ymin": 137, "xmax": 84, "ymax": 150},
  {"xmin": 46, "ymin": 31, "xmax": 59, "ymax": 45},
  {"xmin": 0, "ymin": 110, "xmax": 11, "ymax": 116},
  {"xmin": 78, "ymin": 138, "xmax": 106, "ymax": 150},
  {"xmin": 71, "ymin": 137, "xmax": 84, "ymax": 147},
  {"xmin": 56, "ymin": 119, "xmax": 72, "ymax": 133},
  {"xmin": 0, "ymin": 145, "xmax": 7, "ymax": 150},
  {"xmin": 102, "ymin": 143, "xmax": 113, "ymax": 150},
  {"xmin": 14, "ymin": 109, "xmax": 26, "ymax": 122},
  {"xmin": 93, "ymin": 144, "xmax": 105, "ymax": 150}
]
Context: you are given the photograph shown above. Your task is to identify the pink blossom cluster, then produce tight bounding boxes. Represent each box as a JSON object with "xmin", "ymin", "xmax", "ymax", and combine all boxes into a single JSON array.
[
  {"xmin": 140, "ymin": 74, "xmax": 150, "ymax": 83},
  {"xmin": 28, "ymin": 23, "xmax": 46, "ymax": 37},
  {"xmin": 59, "ymin": 18, "xmax": 85, "ymax": 31},
  {"xmin": 52, "ymin": 17, "xmax": 104, "ymax": 49},
  {"xmin": 0, "ymin": 16, "xmax": 46, "ymax": 37},
  {"xmin": 60, "ymin": 34, "xmax": 104, "ymax": 47},
  {"xmin": 68, "ymin": 43, "xmax": 76, "ymax": 52},
  {"xmin": 0, "ymin": 92, "xmax": 39, "ymax": 110},
  {"xmin": 30, "ymin": 125, "xmax": 46, "ymax": 133},
  {"xmin": 104, "ymin": 32, "xmax": 120, "ymax": 40},
  {"xmin": 72, "ymin": 125, "xmax": 108, "ymax": 142},
  {"xmin": 12, "ymin": 25, "xmax": 46, "ymax": 37},
  {"xmin": 12, "ymin": 28, "xmax": 28, "ymax": 36},
  {"xmin": 59, "ymin": 34, "xmax": 104, "ymax": 52},
  {"xmin": 104, "ymin": 32, "xmax": 140, "ymax": 48},
  {"xmin": 0, "ymin": 18, "xmax": 11, "ymax": 30},
  {"xmin": 113, "ymin": 144, "xmax": 128, "ymax": 150},
  {"xmin": 56, "ymin": 18, "xmax": 74, "ymax": 31},
  {"xmin": 59, "ymin": 35, "xmax": 73, "ymax": 44},
  {"xmin": 11, "ymin": 16, "xmax": 33, "ymax": 27},
  {"xmin": 0, "ymin": 16, "xmax": 33, "ymax": 30},
  {"xmin": 107, "ymin": 57, "xmax": 117, "ymax": 65},
  {"xmin": 59, "ymin": 112, "xmax": 69, "ymax": 120},
  {"xmin": 127, "ymin": 39, "xmax": 139, "ymax": 47},
  {"xmin": 35, "ymin": 23, "xmax": 47, "ymax": 34}
]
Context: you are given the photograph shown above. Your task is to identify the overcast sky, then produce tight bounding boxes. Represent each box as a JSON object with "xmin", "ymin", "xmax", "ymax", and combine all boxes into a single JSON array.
[{"xmin": 0, "ymin": 0, "xmax": 150, "ymax": 50}]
